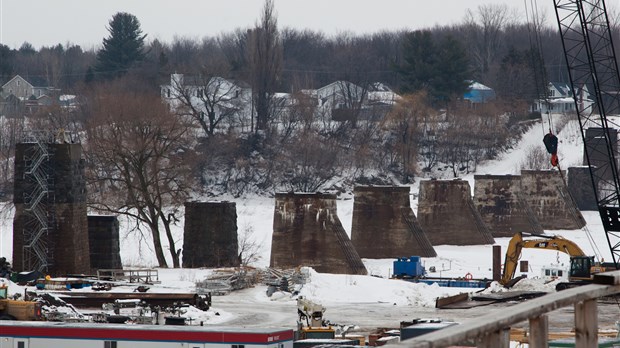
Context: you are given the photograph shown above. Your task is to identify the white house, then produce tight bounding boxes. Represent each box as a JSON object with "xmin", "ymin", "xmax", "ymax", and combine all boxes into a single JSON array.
[
  {"xmin": 160, "ymin": 73, "xmax": 252, "ymax": 130},
  {"xmin": 315, "ymin": 80, "xmax": 367, "ymax": 110},
  {"xmin": 161, "ymin": 73, "xmax": 250, "ymax": 105},
  {"xmin": 367, "ymin": 82, "xmax": 401, "ymax": 106},
  {"xmin": 160, "ymin": 75, "xmax": 400, "ymax": 125},
  {"xmin": 310, "ymin": 81, "xmax": 400, "ymax": 121},
  {"xmin": 531, "ymin": 82, "xmax": 593, "ymax": 114}
]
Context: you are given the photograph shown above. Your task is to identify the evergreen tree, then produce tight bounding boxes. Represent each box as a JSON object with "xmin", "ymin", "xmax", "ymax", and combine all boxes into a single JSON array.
[
  {"xmin": 85, "ymin": 66, "xmax": 95, "ymax": 84},
  {"xmin": 433, "ymin": 35, "xmax": 471, "ymax": 102},
  {"xmin": 95, "ymin": 12, "xmax": 147, "ymax": 80},
  {"xmin": 398, "ymin": 31, "xmax": 436, "ymax": 94},
  {"xmin": 247, "ymin": 0, "xmax": 282, "ymax": 132},
  {"xmin": 0, "ymin": 44, "xmax": 15, "ymax": 83},
  {"xmin": 398, "ymin": 30, "xmax": 472, "ymax": 104},
  {"xmin": 496, "ymin": 47, "xmax": 536, "ymax": 103}
]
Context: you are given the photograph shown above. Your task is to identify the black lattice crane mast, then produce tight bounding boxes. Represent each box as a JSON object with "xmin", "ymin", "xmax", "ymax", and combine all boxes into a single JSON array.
[{"xmin": 554, "ymin": 0, "xmax": 620, "ymax": 267}]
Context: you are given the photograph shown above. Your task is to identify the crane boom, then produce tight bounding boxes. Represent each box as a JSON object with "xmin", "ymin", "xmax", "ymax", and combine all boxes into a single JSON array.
[{"xmin": 553, "ymin": 0, "xmax": 620, "ymax": 267}]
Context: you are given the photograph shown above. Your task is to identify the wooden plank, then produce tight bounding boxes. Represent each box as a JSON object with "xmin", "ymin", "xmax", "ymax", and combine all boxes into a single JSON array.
[
  {"xmin": 592, "ymin": 270, "xmax": 620, "ymax": 285},
  {"xmin": 575, "ymin": 299, "xmax": 597, "ymax": 348},
  {"xmin": 399, "ymin": 283, "xmax": 620, "ymax": 348},
  {"xmin": 435, "ymin": 293, "xmax": 469, "ymax": 308},
  {"xmin": 529, "ymin": 315, "xmax": 548, "ymax": 348}
]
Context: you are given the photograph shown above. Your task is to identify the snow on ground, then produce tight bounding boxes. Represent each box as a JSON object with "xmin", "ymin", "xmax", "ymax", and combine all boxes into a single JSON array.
[
  {"xmin": 0, "ymin": 115, "xmax": 614, "ymax": 332},
  {"xmin": 294, "ymin": 267, "xmax": 464, "ymax": 307}
]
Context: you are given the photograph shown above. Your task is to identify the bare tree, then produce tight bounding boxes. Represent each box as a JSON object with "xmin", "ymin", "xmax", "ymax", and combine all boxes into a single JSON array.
[
  {"xmin": 38, "ymin": 45, "xmax": 64, "ymax": 89},
  {"xmin": 168, "ymin": 36, "xmax": 203, "ymax": 72},
  {"xmin": 84, "ymin": 79, "xmax": 194, "ymax": 268},
  {"xmin": 0, "ymin": 115, "xmax": 24, "ymax": 201},
  {"xmin": 170, "ymin": 70, "xmax": 244, "ymax": 138},
  {"xmin": 273, "ymin": 90, "xmax": 315, "ymax": 143},
  {"xmin": 463, "ymin": 4, "xmax": 516, "ymax": 79},
  {"xmin": 439, "ymin": 102, "xmax": 510, "ymax": 177},
  {"xmin": 247, "ymin": 0, "xmax": 282, "ymax": 132},
  {"xmin": 237, "ymin": 224, "xmax": 264, "ymax": 267},
  {"xmin": 607, "ymin": 3, "xmax": 620, "ymax": 34},
  {"xmin": 278, "ymin": 129, "xmax": 340, "ymax": 192},
  {"xmin": 520, "ymin": 144, "xmax": 548, "ymax": 170},
  {"xmin": 338, "ymin": 80, "xmax": 368, "ymax": 113},
  {"xmin": 219, "ymin": 28, "xmax": 249, "ymax": 80},
  {"xmin": 380, "ymin": 92, "xmax": 430, "ymax": 183}
]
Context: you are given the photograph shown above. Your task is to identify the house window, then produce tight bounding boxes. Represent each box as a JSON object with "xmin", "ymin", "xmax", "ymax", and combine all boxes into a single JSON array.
[
  {"xmin": 104, "ymin": 341, "xmax": 118, "ymax": 348},
  {"xmin": 232, "ymin": 345, "xmax": 245, "ymax": 348},
  {"xmin": 549, "ymin": 89, "xmax": 555, "ymax": 97},
  {"xmin": 17, "ymin": 342, "xmax": 25, "ymax": 348},
  {"xmin": 16, "ymin": 80, "xmax": 20, "ymax": 86},
  {"xmin": 167, "ymin": 89, "xmax": 171, "ymax": 98}
]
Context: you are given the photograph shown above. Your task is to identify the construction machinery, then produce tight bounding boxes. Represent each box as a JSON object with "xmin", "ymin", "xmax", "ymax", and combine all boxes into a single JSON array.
[
  {"xmin": 553, "ymin": 1, "xmax": 620, "ymax": 272},
  {"xmin": 393, "ymin": 256, "xmax": 426, "ymax": 279},
  {"xmin": 500, "ymin": 232, "xmax": 612, "ymax": 289},
  {"xmin": 0, "ymin": 283, "xmax": 42, "ymax": 321},
  {"xmin": 296, "ymin": 297, "xmax": 335, "ymax": 339}
]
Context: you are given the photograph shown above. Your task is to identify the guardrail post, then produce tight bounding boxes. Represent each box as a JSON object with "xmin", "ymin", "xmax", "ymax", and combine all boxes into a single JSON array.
[
  {"xmin": 477, "ymin": 328, "xmax": 509, "ymax": 348},
  {"xmin": 529, "ymin": 314, "xmax": 548, "ymax": 348},
  {"xmin": 575, "ymin": 299, "xmax": 597, "ymax": 348}
]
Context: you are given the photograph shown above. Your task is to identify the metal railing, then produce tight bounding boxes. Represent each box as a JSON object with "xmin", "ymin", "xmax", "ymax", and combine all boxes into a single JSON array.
[{"xmin": 396, "ymin": 271, "xmax": 620, "ymax": 348}]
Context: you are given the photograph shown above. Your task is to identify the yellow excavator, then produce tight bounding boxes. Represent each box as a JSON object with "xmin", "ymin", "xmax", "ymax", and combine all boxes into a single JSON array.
[
  {"xmin": 0, "ymin": 283, "xmax": 42, "ymax": 321},
  {"xmin": 500, "ymin": 232, "xmax": 611, "ymax": 290}
]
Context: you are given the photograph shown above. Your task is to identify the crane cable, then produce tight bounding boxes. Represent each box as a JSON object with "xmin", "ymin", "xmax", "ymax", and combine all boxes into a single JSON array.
[
  {"xmin": 524, "ymin": 0, "xmax": 559, "ymax": 168},
  {"xmin": 554, "ymin": 159, "xmax": 604, "ymax": 263},
  {"xmin": 524, "ymin": 0, "xmax": 552, "ymax": 134}
]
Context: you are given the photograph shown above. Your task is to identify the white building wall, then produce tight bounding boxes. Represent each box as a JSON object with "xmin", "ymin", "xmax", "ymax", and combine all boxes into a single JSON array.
[{"xmin": 11, "ymin": 337, "xmax": 292, "ymax": 348}]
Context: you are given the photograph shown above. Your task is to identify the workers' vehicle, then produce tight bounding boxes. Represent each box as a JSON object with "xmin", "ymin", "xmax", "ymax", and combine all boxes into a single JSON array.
[
  {"xmin": 296, "ymin": 297, "xmax": 335, "ymax": 339},
  {"xmin": 500, "ymin": 232, "xmax": 612, "ymax": 289},
  {"xmin": 0, "ymin": 283, "xmax": 42, "ymax": 320}
]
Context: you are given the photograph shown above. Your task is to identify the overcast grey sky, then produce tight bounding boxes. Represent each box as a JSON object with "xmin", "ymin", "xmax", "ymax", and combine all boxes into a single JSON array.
[{"xmin": 0, "ymin": 0, "xmax": 556, "ymax": 50}]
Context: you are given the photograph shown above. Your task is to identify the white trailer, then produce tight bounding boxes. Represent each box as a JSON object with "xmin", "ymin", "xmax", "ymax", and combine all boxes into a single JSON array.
[{"xmin": 0, "ymin": 321, "xmax": 294, "ymax": 348}]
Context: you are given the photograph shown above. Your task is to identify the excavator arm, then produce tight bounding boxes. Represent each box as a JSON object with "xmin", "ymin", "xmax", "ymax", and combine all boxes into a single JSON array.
[{"xmin": 500, "ymin": 232, "xmax": 587, "ymax": 285}]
